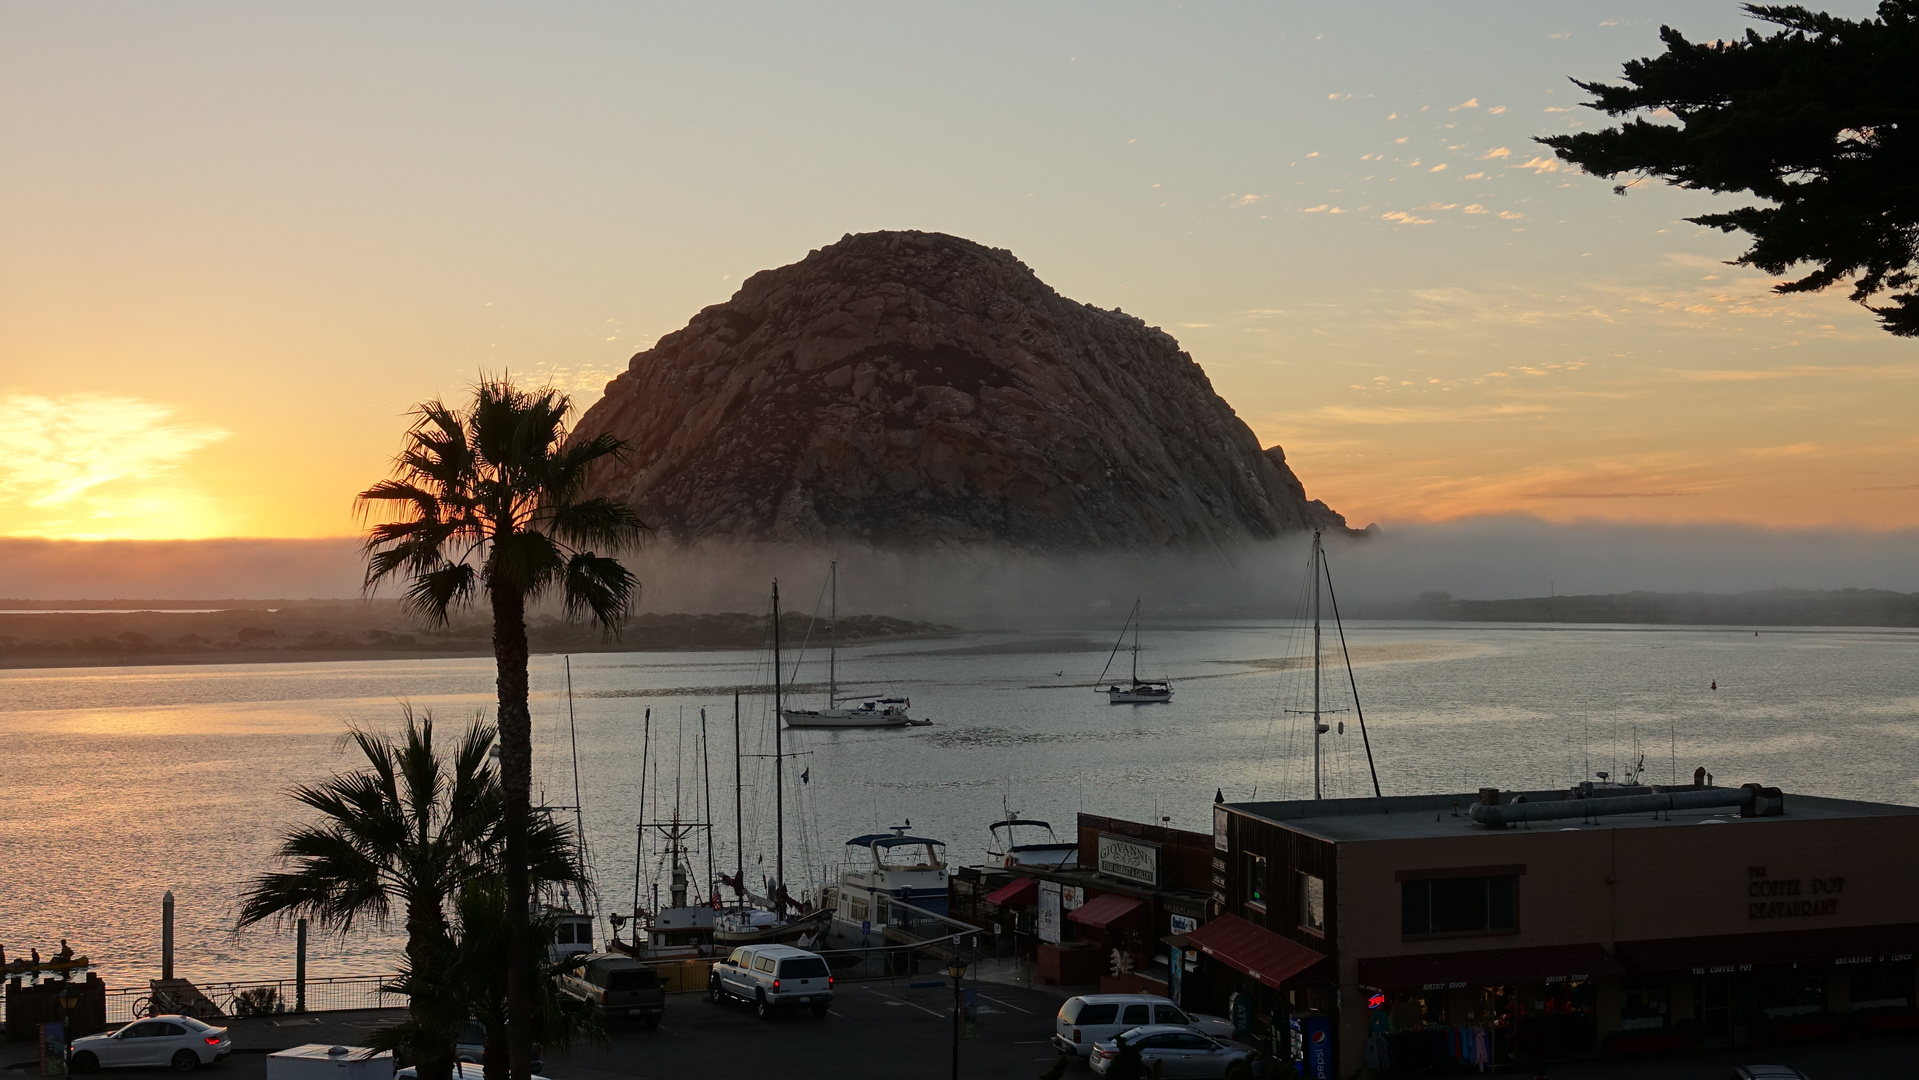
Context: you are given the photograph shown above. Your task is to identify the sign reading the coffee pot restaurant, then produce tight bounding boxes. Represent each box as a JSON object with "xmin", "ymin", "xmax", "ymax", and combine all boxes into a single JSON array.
[{"xmin": 1098, "ymin": 833, "xmax": 1162, "ymax": 887}]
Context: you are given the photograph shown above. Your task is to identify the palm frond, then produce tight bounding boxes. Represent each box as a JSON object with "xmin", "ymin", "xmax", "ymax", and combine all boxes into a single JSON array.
[
  {"xmin": 560, "ymin": 552, "xmax": 639, "ymax": 634},
  {"xmin": 543, "ymin": 497, "xmax": 646, "ymax": 552}
]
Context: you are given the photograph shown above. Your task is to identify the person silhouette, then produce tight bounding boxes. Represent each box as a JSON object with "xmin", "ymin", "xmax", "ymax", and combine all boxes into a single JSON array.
[{"xmin": 54, "ymin": 940, "xmax": 74, "ymax": 964}]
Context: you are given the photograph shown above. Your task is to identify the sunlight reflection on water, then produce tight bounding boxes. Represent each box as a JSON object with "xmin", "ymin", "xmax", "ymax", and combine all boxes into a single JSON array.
[{"xmin": 2, "ymin": 622, "xmax": 1915, "ymax": 986}]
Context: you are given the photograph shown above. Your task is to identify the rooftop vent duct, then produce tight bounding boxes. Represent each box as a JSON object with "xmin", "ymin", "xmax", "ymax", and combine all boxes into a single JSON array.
[{"xmin": 1470, "ymin": 784, "xmax": 1784, "ymax": 828}]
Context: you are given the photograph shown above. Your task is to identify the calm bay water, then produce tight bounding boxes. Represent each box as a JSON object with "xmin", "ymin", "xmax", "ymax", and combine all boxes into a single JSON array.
[{"xmin": 4, "ymin": 620, "xmax": 1916, "ymax": 986}]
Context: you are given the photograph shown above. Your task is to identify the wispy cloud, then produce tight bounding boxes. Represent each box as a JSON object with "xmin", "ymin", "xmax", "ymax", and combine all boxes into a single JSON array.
[
  {"xmin": 1479, "ymin": 147, "xmax": 1512, "ymax": 160},
  {"xmin": 0, "ymin": 394, "xmax": 228, "ymax": 507},
  {"xmin": 1514, "ymin": 156, "xmax": 1561, "ymax": 173},
  {"xmin": 1449, "ymin": 98, "xmax": 1480, "ymax": 111},
  {"xmin": 1381, "ymin": 211, "xmax": 1436, "ymax": 225}
]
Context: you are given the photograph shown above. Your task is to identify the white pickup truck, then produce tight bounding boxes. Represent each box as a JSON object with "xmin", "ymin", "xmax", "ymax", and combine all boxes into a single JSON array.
[{"xmin": 707, "ymin": 944, "xmax": 835, "ymax": 1019}]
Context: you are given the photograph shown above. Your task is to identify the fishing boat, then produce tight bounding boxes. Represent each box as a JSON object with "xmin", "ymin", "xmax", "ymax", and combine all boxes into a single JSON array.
[
  {"xmin": 828, "ymin": 825, "xmax": 949, "ymax": 942},
  {"xmin": 986, "ymin": 811, "xmax": 1079, "ymax": 870},
  {"xmin": 1098, "ymin": 599, "xmax": 1173, "ymax": 704},
  {"xmin": 611, "ymin": 699, "xmax": 730, "ymax": 961},
  {"xmin": 780, "ymin": 562, "xmax": 928, "ymax": 728}
]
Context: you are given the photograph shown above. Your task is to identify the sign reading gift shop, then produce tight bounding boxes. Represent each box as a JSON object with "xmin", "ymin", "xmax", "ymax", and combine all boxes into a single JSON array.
[{"xmin": 1098, "ymin": 833, "xmax": 1162, "ymax": 887}]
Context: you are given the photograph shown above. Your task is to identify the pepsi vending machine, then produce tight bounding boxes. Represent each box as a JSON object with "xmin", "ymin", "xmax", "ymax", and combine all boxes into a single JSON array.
[{"xmin": 1288, "ymin": 1013, "xmax": 1332, "ymax": 1079}]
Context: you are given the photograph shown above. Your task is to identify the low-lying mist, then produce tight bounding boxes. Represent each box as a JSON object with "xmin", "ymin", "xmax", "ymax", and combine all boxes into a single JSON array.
[{"xmin": 3, "ymin": 518, "xmax": 1914, "ymax": 620}]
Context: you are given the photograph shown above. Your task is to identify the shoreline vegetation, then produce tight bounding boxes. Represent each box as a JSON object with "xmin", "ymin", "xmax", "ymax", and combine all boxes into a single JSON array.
[{"xmin": 0, "ymin": 600, "xmax": 952, "ymax": 669}]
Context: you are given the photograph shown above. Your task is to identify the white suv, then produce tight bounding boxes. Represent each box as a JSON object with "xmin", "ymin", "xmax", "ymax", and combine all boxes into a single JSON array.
[
  {"xmin": 708, "ymin": 944, "xmax": 835, "ymax": 1019},
  {"xmin": 1053, "ymin": 994, "xmax": 1215, "ymax": 1058}
]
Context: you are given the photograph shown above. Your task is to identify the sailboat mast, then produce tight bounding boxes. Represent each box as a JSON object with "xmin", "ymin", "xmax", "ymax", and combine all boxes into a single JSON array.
[
  {"xmin": 1131, "ymin": 600, "xmax": 1140, "ymax": 684},
  {"xmin": 1313, "ymin": 530, "xmax": 1324, "ymax": 800},
  {"xmin": 828, "ymin": 561, "xmax": 837, "ymax": 707},
  {"xmin": 772, "ymin": 580, "xmax": 785, "ymax": 910},
  {"xmin": 633, "ymin": 707, "xmax": 651, "ymax": 926},
  {"xmin": 733, "ymin": 692, "xmax": 743, "ymax": 901},
  {"xmin": 700, "ymin": 707, "xmax": 715, "ymax": 903},
  {"xmin": 1320, "ymin": 547, "xmax": 1383, "ymax": 798},
  {"xmin": 564, "ymin": 656, "xmax": 589, "ymax": 913}
]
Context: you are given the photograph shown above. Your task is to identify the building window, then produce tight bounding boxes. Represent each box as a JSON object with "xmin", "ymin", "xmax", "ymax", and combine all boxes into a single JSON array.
[
  {"xmin": 1246, "ymin": 854, "xmax": 1269, "ymax": 910},
  {"xmin": 1298, "ymin": 873, "xmax": 1326, "ymax": 935},
  {"xmin": 1851, "ymin": 959, "xmax": 1914, "ymax": 1011},
  {"xmin": 1620, "ymin": 977, "xmax": 1668, "ymax": 1031},
  {"xmin": 1400, "ymin": 875, "xmax": 1518, "ymax": 936}
]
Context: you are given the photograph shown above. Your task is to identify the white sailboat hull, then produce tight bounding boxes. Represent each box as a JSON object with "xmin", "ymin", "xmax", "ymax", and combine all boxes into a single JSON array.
[
  {"xmin": 780, "ymin": 707, "xmax": 926, "ymax": 728},
  {"xmin": 1107, "ymin": 684, "xmax": 1172, "ymax": 704}
]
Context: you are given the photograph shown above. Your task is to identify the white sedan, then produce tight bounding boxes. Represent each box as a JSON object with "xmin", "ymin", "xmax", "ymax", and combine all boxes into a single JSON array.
[
  {"xmin": 70, "ymin": 1016, "xmax": 232, "ymax": 1073},
  {"xmin": 1089, "ymin": 1025, "xmax": 1256, "ymax": 1078}
]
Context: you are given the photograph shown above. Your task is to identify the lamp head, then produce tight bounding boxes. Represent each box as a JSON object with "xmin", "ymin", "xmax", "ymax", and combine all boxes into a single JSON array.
[
  {"xmin": 58, "ymin": 992, "xmax": 79, "ymax": 1010},
  {"xmin": 946, "ymin": 959, "xmax": 968, "ymax": 980}
]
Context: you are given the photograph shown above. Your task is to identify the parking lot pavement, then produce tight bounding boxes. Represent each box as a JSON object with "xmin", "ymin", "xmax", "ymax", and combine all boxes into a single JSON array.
[{"xmin": 548, "ymin": 980, "xmax": 1072, "ymax": 1080}]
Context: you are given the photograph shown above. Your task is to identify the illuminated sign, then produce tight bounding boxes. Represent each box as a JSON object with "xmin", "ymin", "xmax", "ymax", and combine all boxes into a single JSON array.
[{"xmin": 1367, "ymin": 993, "xmax": 1386, "ymax": 1010}]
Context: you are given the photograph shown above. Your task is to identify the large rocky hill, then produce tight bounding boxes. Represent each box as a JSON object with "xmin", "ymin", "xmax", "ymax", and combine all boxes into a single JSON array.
[{"xmin": 573, "ymin": 231, "xmax": 1354, "ymax": 549}]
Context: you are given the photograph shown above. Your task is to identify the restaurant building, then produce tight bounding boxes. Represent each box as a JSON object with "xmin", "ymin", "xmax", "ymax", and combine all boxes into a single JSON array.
[
  {"xmin": 1208, "ymin": 781, "xmax": 1919, "ymax": 1076},
  {"xmin": 966, "ymin": 813, "xmax": 1214, "ymax": 992}
]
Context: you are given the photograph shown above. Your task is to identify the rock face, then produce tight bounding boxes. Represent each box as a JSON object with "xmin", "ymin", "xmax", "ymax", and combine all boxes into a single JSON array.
[{"xmin": 574, "ymin": 231, "xmax": 1353, "ymax": 549}]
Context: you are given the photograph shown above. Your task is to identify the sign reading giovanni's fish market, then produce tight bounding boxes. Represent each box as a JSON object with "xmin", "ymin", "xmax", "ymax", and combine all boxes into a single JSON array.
[{"xmin": 1098, "ymin": 833, "xmax": 1162, "ymax": 887}]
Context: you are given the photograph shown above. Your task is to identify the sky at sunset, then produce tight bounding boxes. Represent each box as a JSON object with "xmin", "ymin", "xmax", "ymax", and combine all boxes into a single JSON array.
[{"xmin": 3, "ymin": 0, "xmax": 1913, "ymax": 543}]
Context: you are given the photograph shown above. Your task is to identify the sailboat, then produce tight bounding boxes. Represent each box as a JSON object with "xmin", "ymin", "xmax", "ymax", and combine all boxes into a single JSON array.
[
  {"xmin": 779, "ymin": 561, "xmax": 927, "ymax": 728},
  {"xmin": 1098, "ymin": 599, "xmax": 1173, "ymax": 704},
  {"xmin": 542, "ymin": 656, "xmax": 598, "ymax": 964},
  {"xmin": 1289, "ymin": 530, "xmax": 1382, "ymax": 800},
  {"xmin": 715, "ymin": 581, "xmax": 831, "ymax": 946}
]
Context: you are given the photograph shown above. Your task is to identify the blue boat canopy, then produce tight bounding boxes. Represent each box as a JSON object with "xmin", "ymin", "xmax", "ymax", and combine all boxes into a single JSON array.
[{"xmin": 846, "ymin": 834, "xmax": 947, "ymax": 848}]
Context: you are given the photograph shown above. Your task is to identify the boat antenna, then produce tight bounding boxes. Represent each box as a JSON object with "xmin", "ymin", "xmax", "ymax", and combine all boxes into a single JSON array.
[
  {"xmin": 772, "ymin": 579, "xmax": 786, "ymax": 914},
  {"xmin": 1319, "ymin": 543, "xmax": 1382, "ymax": 798},
  {"xmin": 700, "ymin": 707, "xmax": 716, "ymax": 902},
  {"xmin": 733, "ymin": 692, "xmax": 744, "ymax": 903}
]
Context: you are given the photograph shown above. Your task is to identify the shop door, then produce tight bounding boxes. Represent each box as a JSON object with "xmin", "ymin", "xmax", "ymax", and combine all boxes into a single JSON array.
[{"xmin": 1698, "ymin": 974, "xmax": 1733, "ymax": 1047}]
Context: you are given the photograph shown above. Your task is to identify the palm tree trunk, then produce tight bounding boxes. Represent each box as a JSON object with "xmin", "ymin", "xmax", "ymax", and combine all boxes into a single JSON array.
[
  {"xmin": 490, "ymin": 583, "xmax": 535, "ymax": 1080},
  {"xmin": 407, "ymin": 901, "xmax": 455, "ymax": 1080}
]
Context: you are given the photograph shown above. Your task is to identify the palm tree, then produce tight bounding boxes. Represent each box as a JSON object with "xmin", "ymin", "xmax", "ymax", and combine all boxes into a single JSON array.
[
  {"xmin": 237, "ymin": 711, "xmax": 501, "ymax": 1080},
  {"xmin": 356, "ymin": 378, "xmax": 644, "ymax": 1080}
]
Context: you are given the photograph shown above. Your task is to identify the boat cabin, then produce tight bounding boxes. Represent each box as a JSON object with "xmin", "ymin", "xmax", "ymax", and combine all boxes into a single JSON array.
[{"xmin": 834, "ymin": 827, "xmax": 950, "ymax": 932}]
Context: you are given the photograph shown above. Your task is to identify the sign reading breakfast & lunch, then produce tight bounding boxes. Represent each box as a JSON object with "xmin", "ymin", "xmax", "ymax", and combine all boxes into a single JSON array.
[{"xmin": 1098, "ymin": 833, "xmax": 1162, "ymax": 887}]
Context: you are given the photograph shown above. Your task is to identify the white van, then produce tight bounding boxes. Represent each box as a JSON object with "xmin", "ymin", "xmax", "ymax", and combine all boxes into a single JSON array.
[{"xmin": 1053, "ymin": 994, "xmax": 1208, "ymax": 1058}]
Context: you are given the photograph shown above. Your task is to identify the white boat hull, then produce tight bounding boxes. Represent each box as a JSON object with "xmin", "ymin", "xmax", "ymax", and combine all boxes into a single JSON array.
[
  {"xmin": 1107, "ymin": 687, "xmax": 1172, "ymax": 704},
  {"xmin": 781, "ymin": 707, "xmax": 927, "ymax": 728}
]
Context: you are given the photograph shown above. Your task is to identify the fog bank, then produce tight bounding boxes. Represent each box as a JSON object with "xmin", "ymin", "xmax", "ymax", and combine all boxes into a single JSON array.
[{"xmin": 3, "ymin": 518, "xmax": 1913, "ymax": 615}]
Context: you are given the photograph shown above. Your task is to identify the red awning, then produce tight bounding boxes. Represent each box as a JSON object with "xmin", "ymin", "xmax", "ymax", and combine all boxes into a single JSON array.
[
  {"xmin": 1185, "ymin": 914, "xmax": 1327, "ymax": 989},
  {"xmin": 1358, "ymin": 943, "xmax": 1622, "ymax": 990},
  {"xmin": 985, "ymin": 877, "xmax": 1037, "ymax": 907},
  {"xmin": 1615, "ymin": 923, "xmax": 1919, "ymax": 974},
  {"xmin": 1067, "ymin": 893, "xmax": 1147, "ymax": 930}
]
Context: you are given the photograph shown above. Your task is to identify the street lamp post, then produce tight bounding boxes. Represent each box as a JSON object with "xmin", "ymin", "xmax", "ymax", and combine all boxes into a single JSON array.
[
  {"xmin": 946, "ymin": 958, "xmax": 968, "ymax": 1080},
  {"xmin": 57, "ymin": 985, "xmax": 81, "ymax": 1075}
]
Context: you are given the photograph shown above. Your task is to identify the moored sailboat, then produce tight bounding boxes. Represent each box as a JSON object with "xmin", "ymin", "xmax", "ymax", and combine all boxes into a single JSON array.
[
  {"xmin": 780, "ymin": 562, "xmax": 928, "ymax": 728},
  {"xmin": 1098, "ymin": 599, "xmax": 1173, "ymax": 704}
]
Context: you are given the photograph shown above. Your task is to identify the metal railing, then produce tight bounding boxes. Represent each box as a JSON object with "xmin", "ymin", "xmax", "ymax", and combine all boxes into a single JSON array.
[{"xmin": 102, "ymin": 975, "xmax": 400, "ymax": 1023}]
